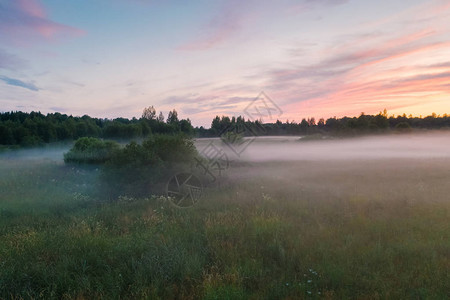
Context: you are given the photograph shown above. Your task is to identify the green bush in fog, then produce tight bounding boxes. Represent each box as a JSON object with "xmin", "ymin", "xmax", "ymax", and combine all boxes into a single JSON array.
[
  {"xmin": 101, "ymin": 134, "xmax": 198, "ymax": 198},
  {"xmin": 64, "ymin": 135, "xmax": 198, "ymax": 198},
  {"xmin": 64, "ymin": 137, "xmax": 120, "ymax": 164}
]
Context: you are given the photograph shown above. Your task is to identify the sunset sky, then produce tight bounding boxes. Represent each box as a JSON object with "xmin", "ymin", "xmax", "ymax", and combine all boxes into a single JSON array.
[{"xmin": 1, "ymin": 0, "xmax": 449, "ymax": 126}]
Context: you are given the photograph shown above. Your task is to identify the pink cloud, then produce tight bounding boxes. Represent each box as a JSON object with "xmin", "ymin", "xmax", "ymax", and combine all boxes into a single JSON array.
[
  {"xmin": 431, "ymin": 1, "xmax": 450, "ymax": 14},
  {"xmin": 170, "ymin": 1, "xmax": 450, "ymax": 124},
  {"xmin": 263, "ymin": 21, "xmax": 450, "ymax": 121},
  {"xmin": 17, "ymin": 0, "xmax": 46, "ymax": 18},
  {"xmin": 0, "ymin": 0, "xmax": 84, "ymax": 45},
  {"xmin": 282, "ymin": 66, "xmax": 450, "ymax": 121},
  {"xmin": 174, "ymin": 24, "xmax": 450, "ymax": 124}
]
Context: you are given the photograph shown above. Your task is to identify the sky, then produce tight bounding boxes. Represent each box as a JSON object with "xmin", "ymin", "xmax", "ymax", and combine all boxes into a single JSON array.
[{"xmin": 0, "ymin": 0, "xmax": 449, "ymax": 127}]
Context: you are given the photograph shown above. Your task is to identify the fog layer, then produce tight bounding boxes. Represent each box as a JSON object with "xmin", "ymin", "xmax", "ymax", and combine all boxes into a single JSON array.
[{"xmin": 196, "ymin": 132, "xmax": 450, "ymax": 162}]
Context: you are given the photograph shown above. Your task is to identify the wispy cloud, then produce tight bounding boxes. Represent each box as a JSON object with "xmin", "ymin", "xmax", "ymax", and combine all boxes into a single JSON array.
[
  {"xmin": 170, "ymin": 1, "xmax": 450, "ymax": 123},
  {"xmin": 177, "ymin": 0, "xmax": 252, "ymax": 51},
  {"xmin": 0, "ymin": 49, "xmax": 27, "ymax": 70},
  {"xmin": 177, "ymin": 0, "xmax": 349, "ymax": 51},
  {"xmin": 262, "ymin": 18, "xmax": 450, "ymax": 118},
  {"xmin": 0, "ymin": 0, "xmax": 84, "ymax": 45},
  {"xmin": 160, "ymin": 86, "xmax": 260, "ymax": 119},
  {"xmin": 0, "ymin": 76, "xmax": 39, "ymax": 91},
  {"xmin": 287, "ymin": 0, "xmax": 349, "ymax": 13}
]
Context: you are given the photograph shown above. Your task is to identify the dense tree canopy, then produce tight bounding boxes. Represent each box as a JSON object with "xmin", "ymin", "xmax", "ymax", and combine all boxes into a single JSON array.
[
  {"xmin": 0, "ymin": 108, "xmax": 194, "ymax": 147},
  {"xmin": 1, "ymin": 109, "xmax": 449, "ymax": 147},
  {"xmin": 198, "ymin": 111, "xmax": 450, "ymax": 138}
]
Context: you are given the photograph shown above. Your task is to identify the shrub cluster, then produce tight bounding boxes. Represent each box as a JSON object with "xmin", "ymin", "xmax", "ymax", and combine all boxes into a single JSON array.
[
  {"xmin": 103, "ymin": 135, "xmax": 198, "ymax": 198},
  {"xmin": 63, "ymin": 137, "xmax": 120, "ymax": 164},
  {"xmin": 64, "ymin": 135, "xmax": 198, "ymax": 199}
]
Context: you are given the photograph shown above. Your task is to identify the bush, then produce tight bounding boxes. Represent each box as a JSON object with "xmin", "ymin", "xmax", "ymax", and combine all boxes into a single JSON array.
[
  {"xmin": 64, "ymin": 137, "xmax": 120, "ymax": 164},
  {"xmin": 101, "ymin": 134, "xmax": 198, "ymax": 198}
]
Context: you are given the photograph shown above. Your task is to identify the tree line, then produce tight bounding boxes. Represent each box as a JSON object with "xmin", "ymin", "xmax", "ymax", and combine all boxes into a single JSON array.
[
  {"xmin": 1, "ymin": 108, "xmax": 449, "ymax": 146},
  {"xmin": 197, "ymin": 110, "xmax": 450, "ymax": 138},
  {"xmin": 0, "ymin": 107, "xmax": 194, "ymax": 147}
]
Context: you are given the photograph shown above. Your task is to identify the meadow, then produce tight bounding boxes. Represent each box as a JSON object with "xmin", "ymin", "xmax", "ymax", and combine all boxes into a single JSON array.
[{"xmin": 0, "ymin": 134, "xmax": 449, "ymax": 299}]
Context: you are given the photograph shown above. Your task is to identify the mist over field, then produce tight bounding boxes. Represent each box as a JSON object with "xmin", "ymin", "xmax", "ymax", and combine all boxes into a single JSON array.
[
  {"xmin": 0, "ymin": 145, "xmax": 68, "ymax": 162},
  {"xmin": 195, "ymin": 132, "xmax": 450, "ymax": 205},
  {"xmin": 3, "ymin": 131, "xmax": 450, "ymax": 164},
  {"xmin": 1, "ymin": 131, "xmax": 450, "ymax": 170},
  {"xmin": 197, "ymin": 131, "xmax": 450, "ymax": 161},
  {"xmin": 1, "ymin": 133, "xmax": 449, "ymax": 299}
]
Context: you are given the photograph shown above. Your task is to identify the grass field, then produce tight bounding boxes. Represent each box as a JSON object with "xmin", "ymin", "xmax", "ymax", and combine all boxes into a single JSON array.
[{"xmin": 0, "ymin": 136, "xmax": 449, "ymax": 299}]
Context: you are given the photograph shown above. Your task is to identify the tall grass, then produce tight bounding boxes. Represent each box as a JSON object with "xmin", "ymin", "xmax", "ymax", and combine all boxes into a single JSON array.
[{"xmin": 0, "ymin": 158, "xmax": 449, "ymax": 299}]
